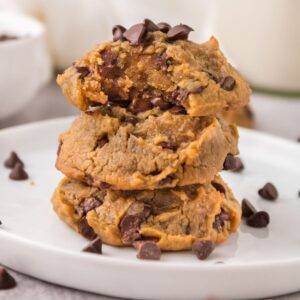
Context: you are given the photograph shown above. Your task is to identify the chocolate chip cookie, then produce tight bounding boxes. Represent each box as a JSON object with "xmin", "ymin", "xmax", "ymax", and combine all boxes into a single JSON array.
[
  {"xmin": 57, "ymin": 21, "xmax": 250, "ymax": 116},
  {"xmin": 222, "ymin": 105, "xmax": 254, "ymax": 128},
  {"xmin": 51, "ymin": 175, "xmax": 241, "ymax": 251},
  {"xmin": 56, "ymin": 106, "xmax": 238, "ymax": 190}
]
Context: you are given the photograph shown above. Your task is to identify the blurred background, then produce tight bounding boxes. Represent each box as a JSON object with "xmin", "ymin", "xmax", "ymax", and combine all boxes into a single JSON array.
[{"xmin": 0, "ymin": 0, "xmax": 299, "ymax": 140}]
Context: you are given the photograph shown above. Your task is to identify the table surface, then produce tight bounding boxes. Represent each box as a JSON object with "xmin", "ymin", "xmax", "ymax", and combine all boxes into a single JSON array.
[{"xmin": 0, "ymin": 80, "xmax": 300, "ymax": 300}]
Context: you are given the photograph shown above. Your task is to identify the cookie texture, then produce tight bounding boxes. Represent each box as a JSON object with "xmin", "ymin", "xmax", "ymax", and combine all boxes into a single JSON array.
[
  {"xmin": 51, "ymin": 176, "xmax": 241, "ymax": 251},
  {"xmin": 56, "ymin": 106, "xmax": 239, "ymax": 190},
  {"xmin": 222, "ymin": 105, "xmax": 254, "ymax": 128},
  {"xmin": 57, "ymin": 31, "xmax": 250, "ymax": 116}
]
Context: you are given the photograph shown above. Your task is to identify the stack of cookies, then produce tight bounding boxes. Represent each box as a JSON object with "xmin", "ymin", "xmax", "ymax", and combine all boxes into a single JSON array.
[{"xmin": 52, "ymin": 20, "xmax": 250, "ymax": 260}]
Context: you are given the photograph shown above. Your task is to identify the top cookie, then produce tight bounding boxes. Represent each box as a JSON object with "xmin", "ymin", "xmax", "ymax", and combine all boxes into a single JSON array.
[{"xmin": 57, "ymin": 20, "xmax": 251, "ymax": 116}]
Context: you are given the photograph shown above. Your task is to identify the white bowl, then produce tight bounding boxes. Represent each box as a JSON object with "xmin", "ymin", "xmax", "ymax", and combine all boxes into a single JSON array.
[{"xmin": 0, "ymin": 12, "xmax": 51, "ymax": 120}]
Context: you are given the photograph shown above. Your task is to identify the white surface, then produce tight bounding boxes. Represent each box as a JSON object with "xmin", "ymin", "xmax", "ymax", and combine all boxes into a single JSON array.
[
  {"xmin": 0, "ymin": 11, "xmax": 51, "ymax": 119},
  {"xmin": 0, "ymin": 118, "xmax": 300, "ymax": 299}
]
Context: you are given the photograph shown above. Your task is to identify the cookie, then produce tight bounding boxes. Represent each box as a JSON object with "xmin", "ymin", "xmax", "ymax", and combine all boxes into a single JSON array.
[
  {"xmin": 222, "ymin": 105, "xmax": 254, "ymax": 128},
  {"xmin": 56, "ymin": 106, "xmax": 238, "ymax": 190},
  {"xmin": 57, "ymin": 22, "xmax": 250, "ymax": 116},
  {"xmin": 51, "ymin": 176, "xmax": 241, "ymax": 251}
]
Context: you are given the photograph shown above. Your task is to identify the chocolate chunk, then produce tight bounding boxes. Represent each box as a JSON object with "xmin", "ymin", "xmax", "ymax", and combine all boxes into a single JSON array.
[
  {"xmin": 192, "ymin": 240, "xmax": 215, "ymax": 260},
  {"xmin": 212, "ymin": 182, "xmax": 226, "ymax": 194},
  {"xmin": 0, "ymin": 267, "xmax": 16, "ymax": 290},
  {"xmin": 167, "ymin": 24, "xmax": 194, "ymax": 41},
  {"xmin": 122, "ymin": 116, "xmax": 138, "ymax": 125},
  {"xmin": 120, "ymin": 215, "xmax": 142, "ymax": 244},
  {"xmin": 82, "ymin": 237, "xmax": 102, "ymax": 254},
  {"xmin": 127, "ymin": 202, "xmax": 150, "ymax": 219},
  {"xmin": 80, "ymin": 197, "xmax": 102, "ymax": 214},
  {"xmin": 112, "ymin": 25, "xmax": 126, "ymax": 41},
  {"xmin": 150, "ymin": 97, "xmax": 171, "ymax": 110},
  {"xmin": 99, "ymin": 182, "xmax": 111, "ymax": 189},
  {"xmin": 156, "ymin": 52, "xmax": 171, "ymax": 72},
  {"xmin": 108, "ymin": 99, "xmax": 130, "ymax": 108},
  {"xmin": 213, "ymin": 210, "xmax": 229, "ymax": 232},
  {"xmin": 136, "ymin": 241, "xmax": 161, "ymax": 260},
  {"xmin": 4, "ymin": 151, "xmax": 24, "ymax": 169},
  {"xmin": 246, "ymin": 211, "xmax": 269, "ymax": 228},
  {"xmin": 159, "ymin": 141, "xmax": 178, "ymax": 151},
  {"xmin": 123, "ymin": 23, "xmax": 147, "ymax": 45},
  {"xmin": 182, "ymin": 185, "xmax": 199, "ymax": 199},
  {"xmin": 169, "ymin": 105, "xmax": 186, "ymax": 115},
  {"xmin": 56, "ymin": 142, "xmax": 62, "ymax": 156},
  {"xmin": 157, "ymin": 22, "xmax": 171, "ymax": 33},
  {"xmin": 9, "ymin": 163, "xmax": 28, "ymax": 180},
  {"xmin": 129, "ymin": 97, "xmax": 152, "ymax": 114},
  {"xmin": 99, "ymin": 49, "xmax": 123, "ymax": 78},
  {"xmin": 78, "ymin": 217, "xmax": 97, "ymax": 240},
  {"xmin": 241, "ymin": 199, "xmax": 257, "ymax": 218},
  {"xmin": 258, "ymin": 182, "xmax": 278, "ymax": 201},
  {"xmin": 223, "ymin": 154, "xmax": 244, "ymax": 171},
  {"xmin": 144, "ymin": 18, "xmax": 160, "ymax": 32},
  {"xmin": 158, "ymin": 175, "xmax": 173, "ymax": 186},
  {"xmin": 76, "ymin": 66, "xmax": 90, "ymax": 80},
  {"xmin": 97, "ymin": 135, "xmax": 109, "ymax": 148},
  {"xmin": 220, "ymin": 76, "xmax": 236, "ymax": 91}
]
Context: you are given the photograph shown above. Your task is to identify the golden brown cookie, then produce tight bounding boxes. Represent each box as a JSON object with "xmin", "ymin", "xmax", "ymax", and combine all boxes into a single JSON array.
[
  {"xmin": 56, "ymin": 106, "xmax": 239, "ymax": 190},
  {"xmin": 51, "ymin": 176, "xmax": 241, "ymax": 251},
  {"xmin": 222, "ymin": 105, "xmax": 254, "ymax": 128},
  {"xmin": 57, "ymin": 24, "xmax": 250, "ymax": 116}
]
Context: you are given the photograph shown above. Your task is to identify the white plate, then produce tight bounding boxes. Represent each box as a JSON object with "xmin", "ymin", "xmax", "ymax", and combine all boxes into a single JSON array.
[{"xmin": 0, "ymin": 118, "xmax": 300, "ymax": 300}]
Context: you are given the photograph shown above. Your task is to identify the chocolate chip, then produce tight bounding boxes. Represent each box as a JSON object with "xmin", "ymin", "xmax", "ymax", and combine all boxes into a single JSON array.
[
  {"xmin": 129, "ymin": 97, "xmax": 152, "ymax": 114},
  {"xmin": 123, "ymin": 23, "xmax": 147, "ymax": 45},
  {"xmin": 122, "ymin": 116, "xmax": 138, "ymax": 125},
  {"xmin": 80, "ymin": 197, "xmax": 102, "ymax": 214},
  {"xmin": 223, "ymin": 154, "xmax": 244, "ymax": 171},
  {"xmin": 99, "ymin": 49, "xmax": 123, "ymax": 78},
  {"xmin": 136, "ymin": 241, "xmax": 161, "ymax": 260},
  {"xmin": 99, "ymin": 182, "xmax": 111, "ymax": 189},
  {"xmin": 182, "ymin": 185, "xmax": 199, "ymax": 199},
  {"xmin": 127, "ymin": 202, "xmax": 150, "ymax": 219},
  {"xmin": 169, "ymin": 105, "xmax": 187, "ymax": 115},
  {"xmin": 112, "ymin": 25, "xmax": 126, "ymax": 42},
  {"xmin": 156, "ymin": 52, "xmax": 171, "ymax": 72},
  {"xmin": 246, "ymin": 211, "xmax": 269, "ymax": 228},
  {"xmin": 150, "ymin": 97, "xmax": 171, "ymax": 110},
  {"xmin": 159, "ymin": 141, "xmax": 178, "ymax": 151},
  {"xmin": 157, "ymin": 22, "xmax": 171, "ymax": 33},
  {"xmin": 241, "ymin": 199, "xmax": 257, "ymax": 218},
  {"xmin": 4, "ymin": 151, "xmax": 24, "ymax": 169},
  {"xmin": 82, "ymin": 237, "xmax": 102, "ymax": 254},
  {"xmin": 158, "ymin": 175, "xmax": 173, "ymax": 186},
  {"xmin": 167, "ymin": 24, "xmax": 194, "ymax": 41},
  {"xmin": 144, "ymin": 19, "xmax": 160, "ymax": 32},
  {"xmin": 192, "ymin": 240, "xmax": 215, "ymax": 260},
  {"xmin": 56, "ymin": 142, "xmax": 62, "ymax": 156},
  {"xmin": 0, "ymin": 34, "xmax": 18, "ymax": 42},
  {"xmin": 220, "ymin": 76, "xmax": 236, "ymax": 91},
  {"xmin": 212, "ymin": 182, "xmax": 226, "ymax": 194},
  {"xmin": 0, "ymin": 267, "xmax": 16, "ymax": 290},
  {"xmin": 258, "ymin": 182, "xmax": 278, "ymax": 201},
  {"xmin": 78, "ymin": 217, "xmax": 97, "ymax": 240},
  {"xmin": 108, "ymin": 99, "xmax": 131, "ymax": 108},
  {"xmin": 120, "ymin": 215, "xmax": 142, "ymax": 244},
  {"xmin": 97, "ymin": 135, "xmax": 109, "ymax": 148},
  {"xmin": 76, "ymin": 66, "xmax": 90, "ymax": 80},
  {"xmin": 213, "ymin": 210, "xmax": 229, "ymax": 232},
  {"xmin": 9, "ymin": 162, "xmax": 28, "ymax": 180}
]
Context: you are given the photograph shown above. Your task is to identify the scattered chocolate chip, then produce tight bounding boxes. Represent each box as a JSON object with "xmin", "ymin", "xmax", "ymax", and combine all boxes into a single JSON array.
[
  {"xmin": 122, "ymin": 116, "xmax": 138, "ymax": 125},
  {"xmin": 112, "ymin": 25, "xmax": 126, "ymax": 41},
  {"xmin": 212, "ymin": 182, "xmax": 226, "ymax": 194},
  {"xmin": 97, "ymin": 135, "xmax": 109, "ymax": 148},
  {"xmin": 129, "ymin": 97, "xmax": 152, "ymax": 114},
  {"xmin": 220, "ymin": 76, "xmax": 236, "ymax": 91},
  {"xmin": 82, "ymin": 237, "xmax": 102, "ymax": 254},
  {"xmin": 159, "ymin": 141, "xmax": 178, "ymax": 151},
  {"xmin": 85, "ymin": 174, "xmax": 94, "ymax": 185},
  {"xmin": 232, "ymin": 157, "xmax": 244, "ymax": 172},
  {"xmin": 78, "ymin": 217, "xmax": 97, "ymax": 240},
  {"xmin": 108, "ymin": 99, "xmax": 130, "ymax": 108},
  {"xmin": 80, "ymin": 197, "xmax": 102, "ymax": 214},
  {"xmin": 0, "ymin": 267, "xmax": 16, "ymax": 290},
  {"xmin": 98, "ymin": 49, "xmax": 123, "ymax": 78},
  {"xmin": 4, "ymin": 151, "xmax": 24, "ymax": 169},
  {"xmin": 258, "ymin": 182, "xmax": 278, "ymax": 201},
  {"xmin": 9, "ymin": 162, "xmax": 28, "ymax": 180},
  {"xmin": 182, "ymin": 185, "xmax": 199, "ymax": 199},
  {"xmin": 0, "ymin": 34, "xmax": 18, "ymax": 42},
  {"xmin": 158, "ymin": 176, "xmax": 173, "ymax": 186},
  {"xmin": 213, "ymin": 210, "xmax": 229, "ymax": 232},
  {"xmin": 99, "ymin": 182, "xmax": 111, "ymax": 189},
  {"xmin": 136, "ymin": 241, "xmax": 161, "ymax": 260},
  {"xmin": 223, "ymin": 154, "xmax": 244, "ymax": 172},
  {"xmin": 150, "ymin": 97, "xmax": 171, "ymax": 110},
  {"xmin": 123, "ymin": 23, "xmax": 147, "ymax": 45},
  {"xmin": 156, "ymin": 51, "xmax": 172, "ymax": 72},
  {"xmin": 56, "ymin": 142, "xmax": 62, "ymax": 156},
  {"xmin": 144, "ymin": 18, "xmax": 160, "ymax": 32},
  {"xmin": 241, "ymin": 199, "xmax": 257, "ymax": 218},
  {"xmin": 169, "ymin": 105, "xmax": 187, "ymax": 115},
  {"xmin": 246, "ymin": 211, "xmax": 269, "ymax": 228},
  {"xmin": 157, "ymin": 22, "xmax": 171, "ymax": 33},
  {"xmin": 192, "ymin": 240, "xmax": 215, "ymax": 260},
  {"xmin": 120, "ymin": 215, "xmax": 142, "ymax": 244},
  {"xmin": 167, "ymin": 24, "xmax": 194, "ymax": 41},
  {"xmin": 76, "ymin": 66, "xmax": 90, "ymax": 80},
  {"xmin": 127, "ymin": 202, "xmax": 150, "ymax": 219}
]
